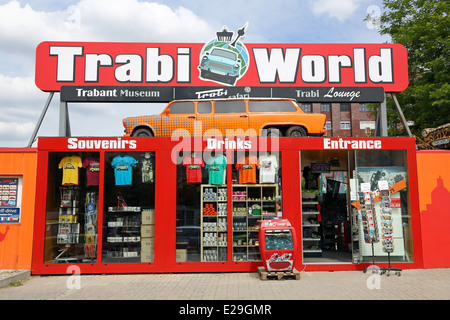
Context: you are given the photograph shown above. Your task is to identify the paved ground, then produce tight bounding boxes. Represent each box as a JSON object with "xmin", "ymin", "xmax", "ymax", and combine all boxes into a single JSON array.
[{"xmin": 1, "ymin": 267, "xmax": 449, "ymax": 302}]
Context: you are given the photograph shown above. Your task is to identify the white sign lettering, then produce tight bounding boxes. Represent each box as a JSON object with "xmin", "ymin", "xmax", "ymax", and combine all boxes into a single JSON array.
[
  {"xmin": 67, "ymin": 138, "xmax": 137, "ymax": 150},
  {"xmin": 207, "ymin": 138, "xmax": 251, "ymax": 150},
  {"xmin": 324, "ymin": 138, "xmax": 382, "ymax": 149}
]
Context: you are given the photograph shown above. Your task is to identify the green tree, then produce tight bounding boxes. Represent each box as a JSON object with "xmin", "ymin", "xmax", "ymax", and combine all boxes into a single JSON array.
[{"xmin": 373, "ymin": 0, "xmax": 449, "ymax": 136}]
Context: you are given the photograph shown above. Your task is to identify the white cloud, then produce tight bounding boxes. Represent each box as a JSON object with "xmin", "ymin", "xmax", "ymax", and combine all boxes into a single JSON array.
[
  {"xmin": 0, "ymin": 121, "xmax": 36, "ymax": 145},
  {"xmin": 310, "ymin": 0, "xmax": 367, "ymax": 22},
  {"xmin": 0, "ymin": 0, "xmax": 215, "ymax": 147},
  {"xmin": 0, "ymin": 0, "xmax": 213, "ymax": 51},
  {"xmin": 0, "ymin": 0, "xmax": 388, "ymax": 147}
]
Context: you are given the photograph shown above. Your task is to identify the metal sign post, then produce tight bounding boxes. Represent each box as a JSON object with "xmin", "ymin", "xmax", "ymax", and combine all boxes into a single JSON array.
[{"xmin": 27, "ymin": 92, "xmax": 54, "ymax": 147}]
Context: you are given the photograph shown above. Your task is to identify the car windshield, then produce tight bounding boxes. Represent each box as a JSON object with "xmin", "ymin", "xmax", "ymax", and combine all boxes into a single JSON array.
[{"xmin": 210, "ymin": 48, "xmax": 236, "ymax": 60}]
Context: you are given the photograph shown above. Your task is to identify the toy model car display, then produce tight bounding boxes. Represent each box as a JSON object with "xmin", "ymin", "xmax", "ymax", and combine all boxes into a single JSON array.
[{"xmin": 122, "ymin": 98, "xmax": 327, "ymax": 138}]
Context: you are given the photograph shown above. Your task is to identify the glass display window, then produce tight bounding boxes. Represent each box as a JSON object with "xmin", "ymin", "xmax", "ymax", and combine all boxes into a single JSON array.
[
  {"xmin": 354, "ymin": 149, "xmax": 413, "ymax": 263},
  {"xmin": 44, "ymin": 152, "xmax": 100, "ymax": 264},
  {"xmin": 231, "ymin": 150, "xmax": 282, "ymax": 262},
  {"xmin": 175, "ymin": 149, "xmax": 283, "ymax": 263},
  {"xmin": 176, "ymin": 151, "xmax": 227, "ymax": 263},
  {"xmin": 299, "ymin": 148, "xmax": 414, "ymax": 265},
  {"xmin": 102, "ymin": 151, "xmax": 156, "ymax": 263}
]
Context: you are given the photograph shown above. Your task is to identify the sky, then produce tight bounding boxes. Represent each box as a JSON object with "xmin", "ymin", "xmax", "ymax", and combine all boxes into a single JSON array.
[{"xmin": 0, "ymin": 0, "xmax": 390, "ymax": 147}]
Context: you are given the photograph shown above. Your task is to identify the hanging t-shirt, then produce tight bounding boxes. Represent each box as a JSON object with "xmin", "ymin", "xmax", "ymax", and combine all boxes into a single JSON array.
[
  {"xmin": 303, "ymin": 166, "xmax": 319, "ymax": 189},
  {"xmin": 236, "ymin": 155, "xmax": 259, "ymax": 184},
  {"xmin": 111, "ymin": 154, "xmax": 137, "ymax": 186},
  {"xmin": 182, "ymin": 155, "xmax": 204, "ymax": 183},
  {"xmin": 58, "ymin": 155, "xmax": 82, "ymax": 186},
  {"xmin": 138, "ymin": 153, "xmax": 155, "ymax": 183},
  {"xmin": 83, "ymin": 157, "xmax": 100, "ymax": 186},
  {"xmin": 258, "ymin": 154, "xmax": 278, "ymax": 183},
  {"xmin": 206, "ymin": 154, "xmax": 227, "ymax": 185}
]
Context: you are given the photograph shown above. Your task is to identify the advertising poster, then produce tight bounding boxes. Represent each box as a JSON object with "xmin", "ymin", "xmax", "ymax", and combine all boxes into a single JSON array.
[{"xmin": 0, "ymin": 177, "xmax": 22, "ymax": 223}]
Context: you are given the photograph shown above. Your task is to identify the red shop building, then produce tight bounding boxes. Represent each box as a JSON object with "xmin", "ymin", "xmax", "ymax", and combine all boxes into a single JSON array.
[{"xmin": 31, "ymin": 135, "xmax": 422, "ymax": 274}]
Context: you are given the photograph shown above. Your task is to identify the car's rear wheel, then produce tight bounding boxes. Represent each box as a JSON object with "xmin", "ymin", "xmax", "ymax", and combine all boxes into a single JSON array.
[
  {"xmin": 132, "ymin": 128, "xmax": 153, "ymax": 137},
  {"xmin": 286, "ymin": 126, "xmax": 307, "ymax": 137}
]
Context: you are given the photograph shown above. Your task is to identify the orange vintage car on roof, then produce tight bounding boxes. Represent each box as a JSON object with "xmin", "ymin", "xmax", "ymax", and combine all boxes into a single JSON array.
[{"xmin": 122, "ymin": 98, "xmax": 327, "ymax": 138}]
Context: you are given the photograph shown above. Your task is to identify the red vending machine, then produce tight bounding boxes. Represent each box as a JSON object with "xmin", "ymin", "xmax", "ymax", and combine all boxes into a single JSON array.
[{"xmin": 258, "ymin": 219, "xmax": 298, "ymax": 272}]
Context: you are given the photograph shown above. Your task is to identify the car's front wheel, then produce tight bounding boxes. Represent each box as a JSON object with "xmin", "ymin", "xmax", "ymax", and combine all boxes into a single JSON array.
[
  {"xmin": 264, "ymin": 127, "xmax": 282, "ymax": 138},
  {"xmin": 286, "ymin": 126, "xmax": 307, "ymax": 137},
  {"xmin": 132, "ymin": 128, "xmax": 153, "ymax": 137}
]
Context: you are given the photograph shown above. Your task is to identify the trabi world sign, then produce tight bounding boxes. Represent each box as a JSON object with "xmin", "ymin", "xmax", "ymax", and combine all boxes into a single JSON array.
[{"xmin": 35, "ymin": 25, "xmax": 408, "ymax": 93}]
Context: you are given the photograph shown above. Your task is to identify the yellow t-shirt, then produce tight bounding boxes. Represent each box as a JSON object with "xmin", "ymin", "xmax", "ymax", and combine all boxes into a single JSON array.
[{"xmin": 58, "ymin": 156, "xmax": 82, "ymax": 185}]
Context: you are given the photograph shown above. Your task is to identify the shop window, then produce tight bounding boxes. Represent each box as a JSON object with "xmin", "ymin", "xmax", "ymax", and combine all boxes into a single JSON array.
[
  {"xmin": 175, "ymin": 150, "xmax": 283, "ymax": 263},
  {"xmin": 300, "ymin": 149, "xmax": 413, "ymax": 265},
  {"xmin": 44, "ymin": 152, "xmax": 100, "ymax": 264},
  {"xmin": 102, "ymin": 151, "xmax": 156, "ymax": 263},
  {"xmin": 248, "ymin": 100, "xmax": 296, "ymax": 112},
  {"xmin": 176, "ymin": 151, "xmax": 227, "ymax": 262},
  {"xmin": 354, "ymin": 150, "xmax": 413, "ymax": 263},
  {"xmin": 231, "ymin": 151, "xmax": 282, "ymax": 262}
]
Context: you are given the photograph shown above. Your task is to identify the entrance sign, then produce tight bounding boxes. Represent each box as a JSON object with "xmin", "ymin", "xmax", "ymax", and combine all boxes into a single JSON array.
[{"xmin": 36, "ymin": 42, "xmax": 409, "ymax": 94}]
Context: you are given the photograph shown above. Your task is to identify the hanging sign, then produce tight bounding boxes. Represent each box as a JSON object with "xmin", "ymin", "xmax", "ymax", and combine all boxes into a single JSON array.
[{"xmin": 35, "ymin": 25, "xmax": 409, "ymax": 94}]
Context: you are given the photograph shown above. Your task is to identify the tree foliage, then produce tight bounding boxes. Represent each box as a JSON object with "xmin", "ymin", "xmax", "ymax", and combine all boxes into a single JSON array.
[{"xmin": 376, "ymin": 0, "xmax": 449, "ymax": 136}]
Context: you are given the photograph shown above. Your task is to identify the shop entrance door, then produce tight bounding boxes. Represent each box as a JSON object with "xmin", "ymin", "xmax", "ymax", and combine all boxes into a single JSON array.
[{"xmin": 300, "ymin": 150, "xmax": 354, "ymax": 264}]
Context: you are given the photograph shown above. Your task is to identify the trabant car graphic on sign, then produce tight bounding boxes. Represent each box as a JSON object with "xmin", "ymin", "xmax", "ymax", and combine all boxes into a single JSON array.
[
  {"xmin": 199, "ymin": 47, "xmax": 241, "ymax": 85},
  {"xmin": 122, "ymin": 98, "xmax": 327, "ymax": 138}
]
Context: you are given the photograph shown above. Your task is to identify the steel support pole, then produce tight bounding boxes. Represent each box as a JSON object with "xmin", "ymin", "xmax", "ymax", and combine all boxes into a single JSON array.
[
  {"xmin": 27, "ymin": 92, "xmax": 54, "ymax": 147},
  {"xmin": 392, "ymin": 93, "xmax": 413, "ymax": 137},
  {"xmin": 59, "ymin": 101, "xmax": 71, "ymax": 137},
  {"xmin": 375, "ymin": 94, "xmax": 388, "ymax": 137}
]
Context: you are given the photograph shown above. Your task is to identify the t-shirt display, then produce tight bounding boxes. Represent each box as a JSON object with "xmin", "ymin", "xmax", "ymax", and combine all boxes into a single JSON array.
[
  {"xmin": 111, "ymin": 154, "xmax": 137, "ymax": 186},
  {"xmin": 182, "ymin": 155, "xmax": 205, "ymax": 183},
  {"xmin": 302, "ymin": 166, "xmax": 319, "ymax": 189},
  {"xmin": 206, "ymin": 154, "xmax": 227, "ymax": 185},
  {"xmin": 236, "ymin": 155, "xmax": 259, "ymax": 184},
  {"xmin": 82, "ymin": 157, "xmax": 100, "ymax": 186},
  {"xmin": 258, "ymin": 153, "xmax": 278, "ymax": 183},
  {"xmin": 58, "ymin": 155, "xmax": 82, "ymax": 186},
  {"xmin": 138, "ymin": 153, "xmax": 155, "ymax": 183}
]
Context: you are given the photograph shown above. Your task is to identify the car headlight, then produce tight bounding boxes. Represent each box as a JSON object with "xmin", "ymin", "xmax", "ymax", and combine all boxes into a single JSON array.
[
  {"xmin": 234, "ymin": 64, "xmax": 239, "ymax": 68},
  {"xmin": 203, "ymin": 56, "xmax": 208, "ymax": 61}
]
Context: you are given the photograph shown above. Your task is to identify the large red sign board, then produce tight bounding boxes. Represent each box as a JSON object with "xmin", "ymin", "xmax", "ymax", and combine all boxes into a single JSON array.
[{"xmin": 35, "ymin": 41, "xmax": 408, "ymax": 93}]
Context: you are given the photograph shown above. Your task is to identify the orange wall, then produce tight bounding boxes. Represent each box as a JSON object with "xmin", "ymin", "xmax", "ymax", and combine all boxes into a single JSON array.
[
  {"xmin": 417, "ymin": 150, "xmax": 450, "ymax": 268},
  {"xmin": 0, "ymin": 149, "xmax": 37, "ymax": 269}
]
